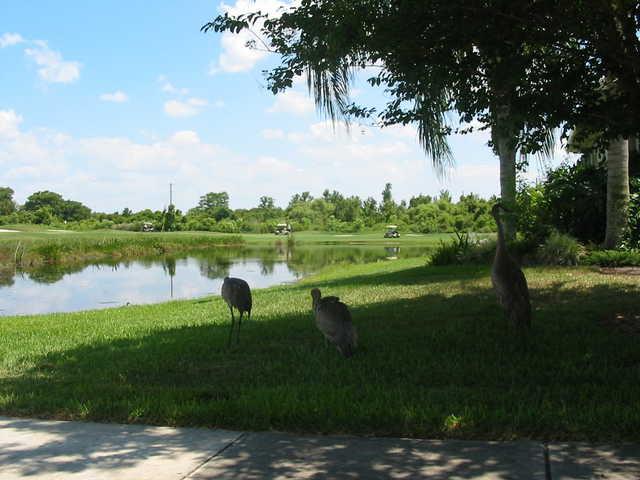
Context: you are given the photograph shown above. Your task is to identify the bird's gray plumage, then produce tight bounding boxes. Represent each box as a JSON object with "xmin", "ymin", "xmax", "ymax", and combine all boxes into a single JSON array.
[
  {"xmin": 310, "ymin": 288, "xmax": 358, "ymax": 357},
  {"xmin": 221, "ymin": 277, "xmax": 252, "ymax": 345},
  {"xmin": 490, "ymin": 203, "xmax": 531, "ymax": 331}
]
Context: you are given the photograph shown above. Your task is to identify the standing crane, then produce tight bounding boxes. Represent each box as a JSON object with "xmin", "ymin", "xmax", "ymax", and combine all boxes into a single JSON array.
[
  {"xmin": 491, "ymin": 203, "xmax": 531, "ymax": 331},
  {"xmin": 221, "ymin": 277, "xmax": 252, "ymax": 345},
  {"xmin": 310, "ymin": 288, "xmax": 358, "ymax": 357}
]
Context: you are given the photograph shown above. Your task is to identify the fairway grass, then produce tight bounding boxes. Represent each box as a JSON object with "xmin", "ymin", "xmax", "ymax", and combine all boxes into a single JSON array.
[{"xmin": 1, "ymin": 258, "xmax": 639, "ymax": 441}]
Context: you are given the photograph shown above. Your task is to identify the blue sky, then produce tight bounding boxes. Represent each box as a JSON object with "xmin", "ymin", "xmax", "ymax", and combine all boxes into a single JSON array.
[{"xmin": 0, "ymin": 0, "xmax": 571, "ymax": 212}]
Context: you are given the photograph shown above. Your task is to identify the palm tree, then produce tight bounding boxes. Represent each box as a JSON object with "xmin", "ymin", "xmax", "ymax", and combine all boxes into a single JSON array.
[{"xmin": 604, "ymin": 137, "xmax": 630, "ymax": 249}]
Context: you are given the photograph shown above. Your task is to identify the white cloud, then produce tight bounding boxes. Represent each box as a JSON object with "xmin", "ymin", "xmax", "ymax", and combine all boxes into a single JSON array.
[
  {"xmin": 170, "ymin": 130, "xmax": 200, "ymax": 144},
  {"xmin": 0, "ymin": 110, "xmax": 23, "ymax": 139},
  {"xmin": 267, "ymin": 90, "xmax": 314, "ymax": 116},
  {"xmin": 0, "ymin": 32, "xmax": 24, "ymax": 48},
  {"xmin": 163, "ymin": 98, "xmax": 209, "ymax": 118},
  {"xmin": 261, "ymin": 128, "xmax": 285, "ymax": 140},
  {"xmin": 211, "ymin": 0, "xmax": 294, "ymax": 74},
  {"xmin": 187, "ymin": 97, "xmax": 208, "ymax": 107},
  {"xmin": 0, "ymin": 108, "xmax": 577, "ymax": 213},
  {"xmin": 99, "ymin": 90, "xmax": 128, "ymax": 103},
  {"xmin": 24, "ymin": 40, "xmax": 81, "ymax": 83},
  {"xmin": 157, "ymin": 75, "xmax": 189, "ymax": 95}
]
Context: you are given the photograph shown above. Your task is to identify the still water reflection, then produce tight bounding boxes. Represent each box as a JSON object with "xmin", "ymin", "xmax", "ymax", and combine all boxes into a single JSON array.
[{"xmin": 0, "ymin": 245, "xmax": 429, "ymax": 316}]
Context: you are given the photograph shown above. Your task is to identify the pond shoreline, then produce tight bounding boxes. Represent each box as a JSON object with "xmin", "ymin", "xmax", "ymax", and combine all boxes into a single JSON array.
[
  {"xmin": 0, "ymin": 242, "xmax": 433, "ymax": 316},
  {"xmin": 0, "ymin": 233, "xmax": 244, "ymax": 274}
]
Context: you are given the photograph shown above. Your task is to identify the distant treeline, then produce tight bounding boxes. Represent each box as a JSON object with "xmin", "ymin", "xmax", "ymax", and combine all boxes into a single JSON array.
[{"xmin": 0, "ymin": 184, "xmax": 497, "ymax": 234}]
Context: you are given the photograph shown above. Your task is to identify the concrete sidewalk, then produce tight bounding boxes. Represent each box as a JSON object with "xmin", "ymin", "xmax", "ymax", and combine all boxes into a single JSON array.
[{"xmin": 1, "ymin": 417, "xmax": 639, "ymax": 479}]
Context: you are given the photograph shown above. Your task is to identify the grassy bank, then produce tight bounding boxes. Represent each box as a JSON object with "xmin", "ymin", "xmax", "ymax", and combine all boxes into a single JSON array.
[
  {"xmin": 0, "ymin": 227, "xmax": 243, "ymax": 271},
  {"xmin": 1, "ymin": 257, "xmax": 639, "ymax": 440},
  {"xmin": 0, "ymin": 227, "xmax": 452, "ymax": 273}
]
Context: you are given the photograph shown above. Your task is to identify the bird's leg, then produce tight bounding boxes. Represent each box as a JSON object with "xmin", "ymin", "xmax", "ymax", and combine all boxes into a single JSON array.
[
  {"xmin": 237, "ymin": 311, "xmax": 243, "ymax": 344},
  {"xmin": 227, "ymin": 306, "xmax": 235, "ymax": 346}
]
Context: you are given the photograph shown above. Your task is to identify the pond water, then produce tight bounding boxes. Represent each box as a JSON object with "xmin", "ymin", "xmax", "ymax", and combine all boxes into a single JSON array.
[{"xmin": 0, "ymin": 244, "xmax": 430, "ymax": 316}]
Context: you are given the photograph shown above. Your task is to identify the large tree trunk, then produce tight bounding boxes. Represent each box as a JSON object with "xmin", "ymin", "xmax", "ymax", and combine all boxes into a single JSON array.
[
  {"xmin": 604, "ymin": 137, "xmax": 630, "ymax": 249},
  {"xmin": 491, "ymin": 101, "xmax": 518, "ymax": 242},
  {"xmin": 496, "ymin": 133, "xmax": 517, "ymax": 242}
]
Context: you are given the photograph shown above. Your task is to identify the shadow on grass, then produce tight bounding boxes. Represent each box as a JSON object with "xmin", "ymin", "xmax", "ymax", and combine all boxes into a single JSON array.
[{"xmin": 1, "ymin": 267, "xmax": 639, "ymax": 477}]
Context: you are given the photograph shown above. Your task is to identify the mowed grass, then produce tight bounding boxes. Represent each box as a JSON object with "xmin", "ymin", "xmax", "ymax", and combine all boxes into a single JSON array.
[{"xmin": 0, "ymin": 258, "xmax": 639, "ymax": 440}]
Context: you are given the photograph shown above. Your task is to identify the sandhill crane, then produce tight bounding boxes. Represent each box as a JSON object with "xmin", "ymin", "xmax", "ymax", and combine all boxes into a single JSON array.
[
  {"xmin": 221, "ymin": 277, "xmax": 252, "ymax": 345},
  {"xmin": 491, "ymin": 203, "xmax": 531, "ymax": 331},
  {"xmin": 310, "ymin": 288, "xmax": 357, "ymax": 357}
]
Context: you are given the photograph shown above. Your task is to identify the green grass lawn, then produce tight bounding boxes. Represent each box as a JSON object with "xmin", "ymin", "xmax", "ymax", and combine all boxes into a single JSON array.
[
  {"xmin": 0, "ymin": 225, "xmax": 458, "ymax": 245},
  {"xmin": 1, "ymin": 257, "xmax": 638, "ymax": 441}
]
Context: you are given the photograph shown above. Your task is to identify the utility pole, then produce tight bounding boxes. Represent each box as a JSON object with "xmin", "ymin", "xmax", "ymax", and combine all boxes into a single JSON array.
[{"xmin": 169, "ymin": 183, "xmax": 173, "ymax": 206}]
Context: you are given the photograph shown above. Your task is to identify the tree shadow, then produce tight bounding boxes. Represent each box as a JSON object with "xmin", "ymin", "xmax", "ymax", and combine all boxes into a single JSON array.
[
  {"xmin": 0, "ymin": 415, "xmax": 241, "ymax": 478},
  {"xmin": 193, "ymin": 432, "xmax": 546, "ymax": 479}
]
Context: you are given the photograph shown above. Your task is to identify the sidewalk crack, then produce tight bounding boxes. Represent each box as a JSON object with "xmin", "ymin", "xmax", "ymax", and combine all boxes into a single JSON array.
[{"xmin": 181, "ymin": 431, "xmax": 247, "ymax": 480}]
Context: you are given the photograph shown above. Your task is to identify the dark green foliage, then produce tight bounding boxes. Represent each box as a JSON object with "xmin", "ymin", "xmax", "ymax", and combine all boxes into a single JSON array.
[
  {"xmin": 517, "ymin": 163, "xmax": 607, "ymax": 245},
  {"xmin": 623, "ymin": 177, "xmax": 640, "ymax": 249},
  {"xmin": 0, "ymin": 187, "xmax": 16, "ymax": 215},
  {"xmin": 518, "ymin": 163, "xmax": 640, "ymax": 248},
  {"xmin": 583, "ymin": 250, "xmax": 640, "ymax": 267},
  {"xmin": 23, "ymin": 191, "xmax": 92, "ymax": 222},
  {"xmin": 5, "ymin": 184, "xmax": 497, "ymax": 235},
  {"xmin": 536, "ymin": 232, "xmax": 582, "ymax": 266},
  {"xmin": 429, "ymin": 232, "xmax": 494, "ymax": 266},
  {"xmin": 543, "ymin": 163, "xmax": 607, "ymax": 244}
]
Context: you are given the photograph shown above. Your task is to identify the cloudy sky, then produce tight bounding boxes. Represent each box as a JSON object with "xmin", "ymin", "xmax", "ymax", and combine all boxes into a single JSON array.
[{"xmin": 0, "ymin": 0, "xmax": 572, "ymax": 212}]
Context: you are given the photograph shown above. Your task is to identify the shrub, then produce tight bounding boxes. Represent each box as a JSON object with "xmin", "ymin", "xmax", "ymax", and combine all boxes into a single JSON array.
[
  {"xmin": 214, "ymin": 219, "xmax": 239, "ymax": 233},
  {"xmin": 623, "ymin": 177, "xmax": 640, "ymax": 249},
  {"xmin": 430, "ymin": 235, "xmax": 467, "ymax": 266},
  {"xmin": 583, "ymin": 249, "xmax": 640, "ymax": 267},
  {"xmin": 536, "ymin": 232, "xmax": 582, "ymax": 266},
  {"xmin": 430, "ymin": 232, "xmax": 495, "ymax": 265}
]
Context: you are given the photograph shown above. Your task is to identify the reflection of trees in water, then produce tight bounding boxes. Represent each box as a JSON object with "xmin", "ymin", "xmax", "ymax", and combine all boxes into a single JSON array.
[
  {"xmin": 162, "ymin": 257, "xmax": 177, "ymax": 277},
  {"xmin": 385, "ymin": 246, "xmax": 400, "ymax": 259},
  {"xmin": 4, "ymin": 245, "xmax": 432, "ymax": 288},
  {"xmin": 285, "ymin": 245, "xmax": 430, "ymax": 276},
  {"xmin": 27, "ymin": 265, "xmax": 79, "ymax": 284},
  {"xmin": 191, "ymin": 247, "xmax": 282, "ymax": 279},
  {"xmin": 197, "ymin": 254, "xmax": 232, "ymax": 279},
  {"xmin": 260, "ymin": 260, "xmax": 275, "ymax": 275}
]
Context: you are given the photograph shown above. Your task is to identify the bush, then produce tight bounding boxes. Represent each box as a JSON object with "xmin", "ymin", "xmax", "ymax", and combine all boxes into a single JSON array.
[
  {"xmin": 213, "ymin": 219, "xmax": 239, "ymax": 233},
  {"xmin": 623, "ymin": 177, "xmax": 640, "ymax": 249},
  {"xmin": 583, "ymin": 249, "xmax": 640, "ymax": 267},
  {"xmin": 430, "ymin": 234, "xmax": 468, "ymax": 266},
  {"xmin": 430, "ymin": 232, "xmax": 495, "ymax": 265},
  {"xmin": 536, "ymin": 232, "xmax": 582, "ymax": 265}
]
